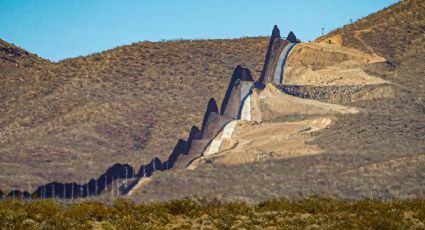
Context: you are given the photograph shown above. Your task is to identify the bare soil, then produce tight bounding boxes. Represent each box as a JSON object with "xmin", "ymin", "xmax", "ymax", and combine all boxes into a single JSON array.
[{"xmin": 284, "ymin": 42, "xmax": 387, "ymax": 86}]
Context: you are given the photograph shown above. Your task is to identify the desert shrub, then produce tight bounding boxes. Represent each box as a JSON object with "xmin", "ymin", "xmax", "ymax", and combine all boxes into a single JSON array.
[
  {"xmin": 164, "ymin": 199, "xmax": 200, "ymax": 216},
  {"xmin": 0, "ymin": 199, "xmax": 68, "ymax": 229},
  {"xmin": 64, "ymin": 201, "xmax": 115, "ymax": 228},
  {"xmin": 256, "ymin": 198, "xmax": 292, "ymax": 211},
  {"xmin": 110, "ymin": 214, "xmax": 148, "ymax": 230},
  {"xmin": 1, "ymin": 197, "xmax": 425, "ymax": 228}
]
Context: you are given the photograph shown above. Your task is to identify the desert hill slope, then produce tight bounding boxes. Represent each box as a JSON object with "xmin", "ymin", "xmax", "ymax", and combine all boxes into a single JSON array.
[
  {"xmin": 128, "ymin": 0, "xmax": 425, "ymax": 202},
  {"xmin": 1, "ymin": 39, "xmax": 52, "ymax": 112},
  {"xmin": 320, "ymin": 0, "xmax": 424, "ymax": 63},
  {"xmin": 0, "ymin": 37, "xmax": 268, "ymax": 190},
  {"xmin": 0, "ymin": 39, "xmax": 48, "ymax": 65},
  {"xmin": 319, "ymin": 0, "xmax": 425, "ymax": 97},
  {"xmin": 1, "ymin": 0, "xmax": 424, "ymax": 200}
]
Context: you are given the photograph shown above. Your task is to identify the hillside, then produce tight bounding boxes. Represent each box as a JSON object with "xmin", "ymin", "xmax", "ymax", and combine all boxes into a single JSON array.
[
  {"xmin": 0, "ymin": 39, "xmax": 51, "ymax": 112},
  {"xmin": 0, "ymin": 39, "xmax": 47, "ymax": 66},
  {"xmin": 127, "ymin": 0, "xmax": 425, "ymax": 202},
  {"xmin": 1, "ymin": 0, "xmax": 424, "ymax": 201},
  {"xmin": 319, "ymin": 0, "xmax": 425, "ymax": 97},
  {"xmin": 0, "ymin": 37, "xmax": 268, "ymax": 191}
]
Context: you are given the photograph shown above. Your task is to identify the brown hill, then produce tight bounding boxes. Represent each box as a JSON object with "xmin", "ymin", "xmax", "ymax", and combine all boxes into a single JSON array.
[
  {"xmin": 128, "ymin": 0, "xmax": 425, "ymax": 202},
  {"xmin": 318, "ymin": 0, "xmax": 425, "ymax": 97},
  {"xmin": 330, "ymin": 0, "xmax": 424, "ymax": 62},
  {"xmin": 0, "ymin": 37, "xmax": 268, "ymax": 190},
  {"xmin": 1, "ymin": 0, "xmax": 424, "ymax": 200},
  {"xmin": 1, "ymin": 39, "xmax": 52, "ymax": 112},
  {"xmin": 0, "ymin": 39, "xmax": 47, "ymax": 65}
]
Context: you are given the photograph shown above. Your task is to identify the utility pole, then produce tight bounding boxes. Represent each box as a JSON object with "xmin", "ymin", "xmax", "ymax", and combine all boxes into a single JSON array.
[{"xmin": 321, "ymin": 27, "xmax": 325, "ymax": 36}]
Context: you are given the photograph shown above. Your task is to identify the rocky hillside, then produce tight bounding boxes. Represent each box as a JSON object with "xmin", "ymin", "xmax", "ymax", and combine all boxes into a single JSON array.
[
  {"xmin": 128, "ymin": 0, "xmax": 425, "ymax": 202},
  {"xmin": 0, "ymin": 39, "xmax": 47, "ymax": 65},
  {"xmin": 0, "ymin": 37, "xmax": 268, "ymax": 190},
  {"xmin": 0, "ymin": 39, "xmax": 51, "ymax": 111},
  {"xmin": 323, "ymin": 0, "xmax": 425, "ymax": 63},
  {"xmin": 320, "ymin": 0, "xmax": 425, "ymax": 98}
]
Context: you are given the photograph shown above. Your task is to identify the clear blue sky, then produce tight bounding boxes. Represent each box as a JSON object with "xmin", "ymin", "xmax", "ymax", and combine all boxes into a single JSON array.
[{"xmin": 0, "ymin": 0, "xmax": 398, "ymax": 61}]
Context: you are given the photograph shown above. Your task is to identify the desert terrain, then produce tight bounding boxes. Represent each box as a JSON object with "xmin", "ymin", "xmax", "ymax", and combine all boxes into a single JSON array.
[
  {"xmin": 127, "ymin": 0, "xmax": 425, "ymax": 202},
  {"xmin": 1, "ymin": 0, "xmax": 425, "ymax": 228},
  {"xmin": 0, "ymin": 0, "xmax": 423, "ymax": 204}
]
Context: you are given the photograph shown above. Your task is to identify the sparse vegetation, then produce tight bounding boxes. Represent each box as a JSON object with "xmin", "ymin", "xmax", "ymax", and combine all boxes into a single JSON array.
[
  {"xmin": 0, "ymin": 37, "xmax": 269, "ymax": 191},
  {"xmin": 1, "ymin": 197, "xmax": 424, "ymax": 229},
  {"xmin": 0, "ymin": 0, "xmax": 423, "ymax": 215},
  {"xmin": 326, "ymin": 0, "xmax": 425, "ymax": 64}
]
